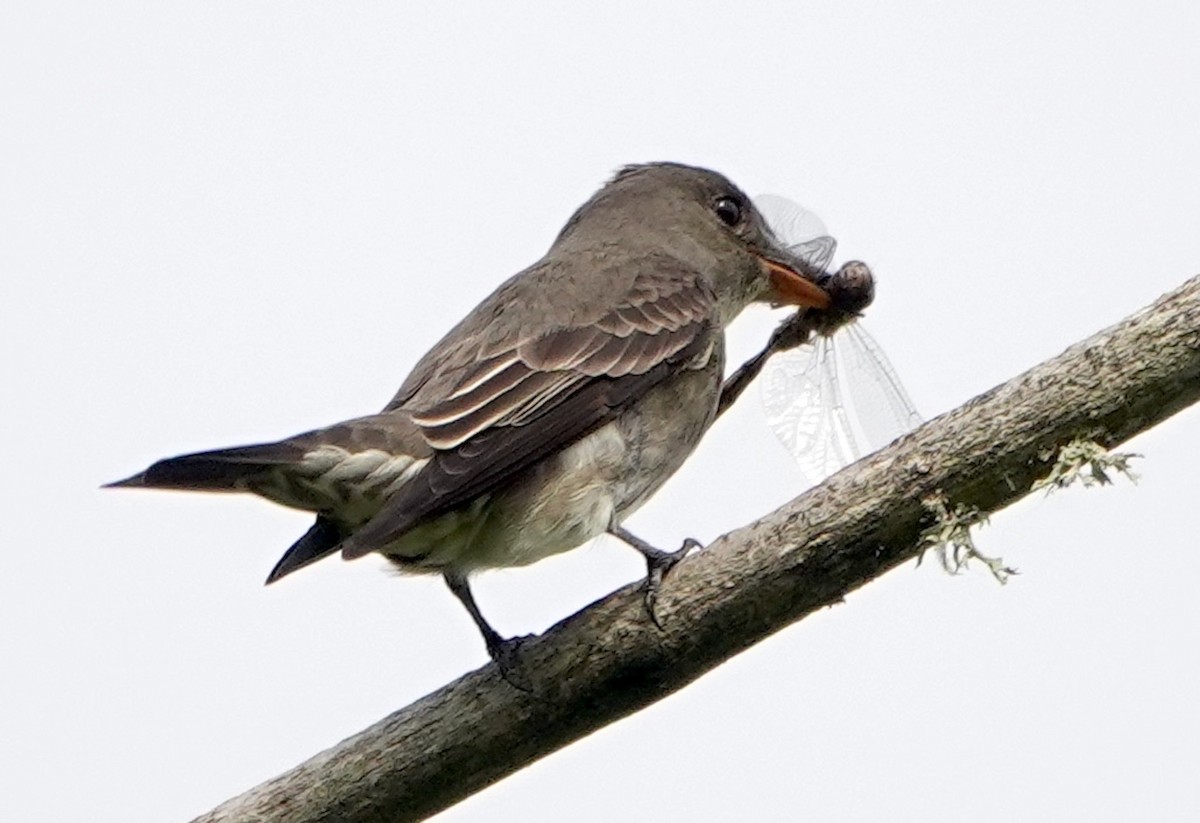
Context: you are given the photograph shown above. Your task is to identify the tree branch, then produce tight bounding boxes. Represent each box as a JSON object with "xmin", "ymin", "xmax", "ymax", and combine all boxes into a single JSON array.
[{"xmin": 194, "ymin": 274, "xmax": 1200, "ymax": 823}]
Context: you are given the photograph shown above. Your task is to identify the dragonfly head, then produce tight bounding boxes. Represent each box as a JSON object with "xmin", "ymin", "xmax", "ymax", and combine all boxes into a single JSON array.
[
  {"xmin": 805, "ymin": 261, "xmax": 876, "ymax": 337},
  {"xmin": 825, "ymin": 261, "xmax": 875, "ymax": 314}
]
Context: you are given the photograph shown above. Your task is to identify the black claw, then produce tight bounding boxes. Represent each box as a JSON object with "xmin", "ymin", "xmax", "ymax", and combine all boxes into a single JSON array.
[
  {"xmin": 640, "ymin": 537, "xmax": 701, "ymax": 630},
  {"xmin": 608, "ymin": 527, "xmax": 703, "ymax": 629},
  {"xmin": 487, "ymin": 634, "xmax": 534, "ymax": 692},
  {"xmin": 444, "ymin": 572, "xmax": 535, "ymax": 691},
  {"xmin": 644, "ymin": 570, "xmax": 666, "ymax": 629}
]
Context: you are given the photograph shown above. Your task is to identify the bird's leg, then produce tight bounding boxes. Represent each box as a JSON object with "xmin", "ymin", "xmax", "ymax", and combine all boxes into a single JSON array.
[
  {"xmin": 443, "ymin": 572, "xmax": 528, "ymax": 686},
  {"xmin": 608, "ymin": 526, "xmax": 701, "ymax": 629},
  {"xmin": 716, "ymin": 309, "xmax": 819, "ymax": 419}
]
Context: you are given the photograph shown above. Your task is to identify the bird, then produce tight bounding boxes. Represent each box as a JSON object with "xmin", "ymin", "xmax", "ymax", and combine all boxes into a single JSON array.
[{"xmin": 106, "ymin": 162, "xmax": 832, "ymax": 667}]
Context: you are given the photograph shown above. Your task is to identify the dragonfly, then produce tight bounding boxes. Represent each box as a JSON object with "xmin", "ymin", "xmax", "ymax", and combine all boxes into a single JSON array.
[{"xmin": 751, "ymin": 194, "xmax": 923, "ymax": 487}]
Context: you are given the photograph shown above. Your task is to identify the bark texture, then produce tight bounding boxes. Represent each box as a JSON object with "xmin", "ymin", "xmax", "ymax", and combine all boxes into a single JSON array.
[{"xmin": 194, "ymin": 274, "xmax": 1200, "ymax": 823}]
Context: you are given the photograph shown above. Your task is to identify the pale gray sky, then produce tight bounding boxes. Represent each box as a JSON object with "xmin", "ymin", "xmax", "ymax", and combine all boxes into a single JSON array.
[{"xmin": 4, "ymin": 2, "xmax": 1200, "ymax": 821}]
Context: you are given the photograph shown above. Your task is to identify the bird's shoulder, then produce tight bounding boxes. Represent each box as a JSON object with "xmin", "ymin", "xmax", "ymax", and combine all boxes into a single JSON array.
[
  {"xmin": 385, "ymin": 250, "xmax": 718, "ymax": 416},
  {"xmin": 341, "ymin": 251, "xmax": 722, "ymax": 556}
]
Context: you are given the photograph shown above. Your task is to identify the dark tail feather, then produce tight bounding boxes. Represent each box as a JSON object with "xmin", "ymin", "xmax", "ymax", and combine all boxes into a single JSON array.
[
  {"xmin": 103, "ymin": 442, "xmax": 307, "ymax": 492},
  {"xmin": 265, "ymin": 516, "xmax": 345, "ymax": 584}
]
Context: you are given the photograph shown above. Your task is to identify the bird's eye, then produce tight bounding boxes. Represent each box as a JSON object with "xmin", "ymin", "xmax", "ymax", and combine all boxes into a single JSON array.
[{"xmin": 714, "ymin": 196, "xmax": 743, "ymax": 227}]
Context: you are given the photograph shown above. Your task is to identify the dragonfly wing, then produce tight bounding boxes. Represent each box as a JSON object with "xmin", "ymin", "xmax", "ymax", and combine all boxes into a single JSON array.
[
  {"xmin": 754, "ymin": 194, "xmax": 838, "ymax": 272},
  {"xmin": 835, "ymin": 323, "xmax": 923, "ymax": 451},
  {"xmin": 755, "ymin": 191, "xmax": 922, "ymax": 483},
  {"xmin": 791, "ymin": 236, "xmax": 838, "ymax": 275},
  {"xmin": 761, "ymin": 337, "xmax": 861, "ymax": 487}
]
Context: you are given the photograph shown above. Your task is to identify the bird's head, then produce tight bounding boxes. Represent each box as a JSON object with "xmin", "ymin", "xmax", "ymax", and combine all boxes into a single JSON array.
[{"xmin": 553, "ymin": 162, "xmax": 831, "ymax": 325}]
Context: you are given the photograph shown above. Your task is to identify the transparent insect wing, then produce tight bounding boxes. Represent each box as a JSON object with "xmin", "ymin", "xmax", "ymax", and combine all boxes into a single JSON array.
[
  {"xmin": 761, "ymin": 336, "xmax": 861, "ymax": 486},
  {"xmin": 838, "ymin": 324, "xmax": 923, "ymax": 447},
  {"xmin": 791, "ymin": 236, "xmax": 837, "ymax": 275},
  {"xmin": 754, "ymin": 194, "xmax": 837, "ymax": 272},
  {"xmin": 755, "ymin": 193, "xmax": 922, "ymax": 487}
]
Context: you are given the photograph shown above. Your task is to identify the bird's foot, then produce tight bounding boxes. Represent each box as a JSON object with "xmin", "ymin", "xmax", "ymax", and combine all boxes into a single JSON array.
[
  {"xmin": 445, "ymin": 572, "xmax": 536, "ymax": 691},
  {"xmin": 641, "ymin": 537, "xmax": 702, "ymax": 629},
  {"xmin": 608, "ymin": 526, "xmax": 702, "ymax": 629},
  {"xmin": 485, "ymin": 632, "xmax": 536, "ymax": 692}
]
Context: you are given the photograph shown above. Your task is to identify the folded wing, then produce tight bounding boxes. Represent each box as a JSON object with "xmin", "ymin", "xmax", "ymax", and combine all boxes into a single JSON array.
[{"xmin": 342, "ymin": 256, "xmax": 718, "ymax": 558}]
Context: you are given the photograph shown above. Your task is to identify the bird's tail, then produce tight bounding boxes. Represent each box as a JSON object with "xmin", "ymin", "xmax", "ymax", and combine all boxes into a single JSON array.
[
  {"xmin": 265, "ymin": 516, "xmax": 346, "ymax": 583},
  {"xmin": 104, "ymin": 441, "xmax": 308, "ymax": 492}
]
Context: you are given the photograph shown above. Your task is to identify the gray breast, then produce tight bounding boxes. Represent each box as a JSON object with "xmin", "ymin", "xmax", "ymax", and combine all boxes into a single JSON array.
[{"xmin": 610, "ymin": 335, "xmax": 725, "ymax": 519}]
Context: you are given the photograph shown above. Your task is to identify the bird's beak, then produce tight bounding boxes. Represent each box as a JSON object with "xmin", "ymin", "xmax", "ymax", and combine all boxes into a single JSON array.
[{"xmin": 756, "ymin": 250, "xmax": 831, "ymax": 310}]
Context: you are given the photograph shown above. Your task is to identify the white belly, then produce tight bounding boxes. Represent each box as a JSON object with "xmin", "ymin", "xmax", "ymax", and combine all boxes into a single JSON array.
[
  {"xmin": 383, "ymin": 347, "xmax": 723, "ymax": 574},
  {"xmin": 387, "ymin": 423, "xmax": 627, "ymax": 571}
]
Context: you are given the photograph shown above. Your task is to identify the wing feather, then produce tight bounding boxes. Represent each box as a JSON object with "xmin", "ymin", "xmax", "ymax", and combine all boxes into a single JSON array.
[
  {"xmin": 416, "ymin": 367, "xmax": 577, "ymax": 450},
  {"xmin": 341, "ymin": 258, "xmax": 718, "ymax": 558}
]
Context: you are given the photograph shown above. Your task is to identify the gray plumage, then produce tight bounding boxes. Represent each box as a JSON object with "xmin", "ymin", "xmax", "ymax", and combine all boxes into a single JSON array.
[{"xmin": 108, "ymin": 161, "xmax": 830, "ymax": 660}]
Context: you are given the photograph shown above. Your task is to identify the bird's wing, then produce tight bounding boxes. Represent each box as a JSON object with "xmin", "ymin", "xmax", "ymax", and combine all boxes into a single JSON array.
[{"xmin": 341, "ymin": 255, "xmax": 718, "ymax": 557}]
